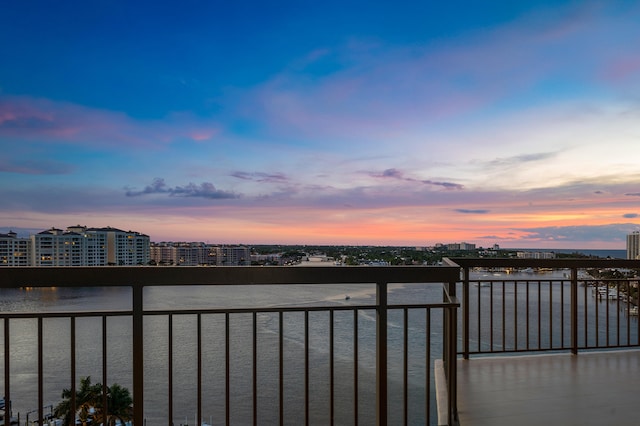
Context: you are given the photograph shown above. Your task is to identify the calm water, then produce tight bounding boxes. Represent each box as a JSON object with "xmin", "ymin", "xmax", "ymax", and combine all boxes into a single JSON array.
[{"xmin": 1, "ymin": 282, "xmax": 445, "ymax": 425}]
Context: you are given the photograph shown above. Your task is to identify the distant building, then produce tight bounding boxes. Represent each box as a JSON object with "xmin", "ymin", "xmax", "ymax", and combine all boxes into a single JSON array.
[
  {"xmin": 627, "ymin": 231, "xmax": 640, "ymax": 260},
  {"xmin": 307, "ymin": 254, "xmax": 332, "ymax": 262},
  {"xmin": 460, "ymin": 242, "xmax": 476, "ymax": 250},
  {"xmin": 516, "ymin": 251, "xmax": 555, "ymax": 259},
  {"xmin": 97, "ymin": 226, "xmax": 150, "ymax": 265},
  {"xmin": 150, "ymin": 242, "xmax": 250, "ymax": 266},
  {"xmin": 151, "ymin": 242, "xmax": 211, "ymax": 265},
  {"xmin": 31, "ymin": 227, "xmax": 86, "ymax": 266},
  {"xmin": 447, "ymin": 242, "xmax": 476, "ymax": 251},
  {"xmin": 211, "ymin": 245, "xmax": 251, "ymax": 266},
  {"xmin": 251, "ymin": 253, "xmax": 282, "ymax": 265},
  {"xmin": 479, "ymin": 249, "xmax": 498, "ymax": 257},
  {"xmin": 2, "ymin": 225, "xmax": 150, "ymax": 266},
  {"xmin": 0, "ymin": 231, "xmax": 31, "ymax": 266}
]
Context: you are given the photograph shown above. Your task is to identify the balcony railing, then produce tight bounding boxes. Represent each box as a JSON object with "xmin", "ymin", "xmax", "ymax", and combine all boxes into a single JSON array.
[
  {"xmin": 448, "ymin": 258, "xmax": 640, "ymax": 358},
  {"xmin": 0, "ymin": 266, "xmax": 459, "ymax": 426},
  {"xmin": 3, "ymin": 258, "xmax": 639, "ymax": 425}
]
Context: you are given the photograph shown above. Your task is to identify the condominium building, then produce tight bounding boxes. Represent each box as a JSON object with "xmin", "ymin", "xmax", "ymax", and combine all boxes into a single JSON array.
[
  {"xmin": 447, "ymin": 242, "xmax": 476, "ymax": 251},
  {"xmin": 212, "ymin": 245, "xmax": 251, "ymax": 266},
  {"xmin": 460, "ymin": 242, "xmax": 476, "ymax": 251},
  {"xmin": 0, "ymin": 231, "xmax": 31, "ymax": 266},
  {"xmin": 90, "ymin": 226, "xmax": 150, "ymax": 266},
  {"xmin": 150, "ymin": 242, "xmax": 177, "ymax": 265},
  {"xmin": 32, "ymin": 228, "xmax": 86, "ymax": 266},
  {"xmin": 627, "ymin": 231, "xmax": 640, "ymax": 260},
  {"xmin": 2, "ymin": 225, "xmax": 150, "ymax": 266},
  {"xmin": 516, "ymin": 251, "xmax": 556, "ymax": 259},
  {"xmin": 150, "ymin": 242, "xmax": 250, "ymax": 266},
  {"xmin": 151, "ymin": 242, "xmax": 212, "ymax": 266}
]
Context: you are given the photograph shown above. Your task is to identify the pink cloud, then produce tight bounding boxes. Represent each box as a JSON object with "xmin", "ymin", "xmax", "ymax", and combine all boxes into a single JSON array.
[
  {"xmin": 601, "ymin": 56, "xmax": 640, "ymax": 83},
  {"xmin": 189, "ymin": 129, "xmax": 218, "ymax": 141},
  {"xmin": 0, "ymin": 96, "xmax": 221, "ymax": 149}
]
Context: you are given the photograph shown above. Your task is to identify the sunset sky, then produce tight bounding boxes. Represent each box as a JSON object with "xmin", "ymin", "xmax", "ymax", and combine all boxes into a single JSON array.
[{"xmin": 1, "ymin": 0, "xmax": 640, "ymax": 248}]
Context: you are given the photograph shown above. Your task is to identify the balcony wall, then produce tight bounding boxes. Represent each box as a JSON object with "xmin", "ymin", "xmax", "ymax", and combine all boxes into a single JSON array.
[{"xmin": 0, "ymin": 266, "xmax": 459, "ymax": 426}]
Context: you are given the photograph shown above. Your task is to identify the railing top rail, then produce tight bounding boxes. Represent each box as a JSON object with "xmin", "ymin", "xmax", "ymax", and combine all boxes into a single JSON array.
[
  {"xmin": 446, "ymin": 257, "xmax": 640, "ymax": 269},
  {"xmin": 0, "ymin": 265, "xmax": 460, "ymax": 288}
]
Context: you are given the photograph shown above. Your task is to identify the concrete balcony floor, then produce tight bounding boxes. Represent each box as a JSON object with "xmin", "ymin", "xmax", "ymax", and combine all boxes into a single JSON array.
[{"xmin": 457, "ymin": 349, "xmax": 640, "ymax": 426}]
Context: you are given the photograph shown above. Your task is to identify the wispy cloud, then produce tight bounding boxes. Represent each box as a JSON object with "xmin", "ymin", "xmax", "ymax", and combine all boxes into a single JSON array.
[
  {"xmin": 599, "ymin": 53, "xmax": 640, "ymax": 84},
  {"xmin": 455, "ymin": 209, "xmax": 490, "ymax": 214},
  {"xmin": 423, "ymin": 180, "xmax": 464, "ymax": 190},
  {"xmin": 0, "ymin": 96, "xmax": 221, "ymax": 148},
  {"xmin": 231, "ymin": 171, "xmax": 290, "ymax": 183},
  {"xmin": 484, "ymin": 152, "xmax": 557, "ymax": 169},
  {"xmin": 370, "ymin": 168, "xmax": 464, "ymax": 190},
  {"xmin": 0, "ymin": 158, "xmax": 74, "ymax": 175},
  {"xmin": 623, "ymin": 213, "xmax": 639, "ymax": 219},
  {"xmin": 125, "ymin": 178, "xmax": 240, "ymax": 199},
  {"xmin": 241, "ymin": 3, "xmax": 640, "ymax": 146},
  {"xmin": 516, "ymin": 223, "xmax": 639, "ymax": 242},
  {"xmin": 377, "ymin": 168, "xmax": 404, "ymax": 179}
]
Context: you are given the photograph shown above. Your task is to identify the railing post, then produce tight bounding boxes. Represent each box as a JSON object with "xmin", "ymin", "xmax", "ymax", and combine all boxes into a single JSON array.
[
  {"xmin": 38, "ymin": 317, "xmax": 44, "ymax": 426},
  {"xmin": 570, "ymin": 267, "xmax": 578, "ymax": 355},
  {"xmin": 461, "ymin": 267, "xmax": 469, "ymax": 360},
  {"xmin": 376, "ymin": 281, "xmax": 388, "ymax": 426},
  {"xmin": 445, "ymin": 280, "xmax": 459, "ymax": 425},
  {"xmin": 132, "ymin": 284, "xmax": 144, "ymax": 424},
  {"xmin": 4, "ymin": 319, "xmax": 10, "ymax": 420},
  {"xmin": 71, "ymin": 317, "xmax": 76, "ymax": 425}
]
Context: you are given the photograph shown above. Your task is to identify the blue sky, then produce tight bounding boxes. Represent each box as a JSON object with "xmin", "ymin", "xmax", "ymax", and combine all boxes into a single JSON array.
[{"xmin": 1, "ymin": 0, "xmax": 640, "ymax": 247}]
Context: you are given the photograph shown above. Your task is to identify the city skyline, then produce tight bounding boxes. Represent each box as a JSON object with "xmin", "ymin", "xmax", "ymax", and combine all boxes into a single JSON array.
[{"xmin": 2, "ymin": 1, "xmax": 640, "ymax": 248}]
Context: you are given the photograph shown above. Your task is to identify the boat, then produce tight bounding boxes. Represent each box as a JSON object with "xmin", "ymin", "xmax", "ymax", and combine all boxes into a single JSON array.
[
  {"xmin": 345, "ymin": 295, "xmax": 351, "ymax": 300},
  {"xmin": 0, "ymin": 398, "xmax": 18, "ymax": 426}
]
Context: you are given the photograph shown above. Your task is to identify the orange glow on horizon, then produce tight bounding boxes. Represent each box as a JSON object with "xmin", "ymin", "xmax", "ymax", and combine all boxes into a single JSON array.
[{"xmin": 6, "ymin": 203, "xmax": 633, "ymax": 249}]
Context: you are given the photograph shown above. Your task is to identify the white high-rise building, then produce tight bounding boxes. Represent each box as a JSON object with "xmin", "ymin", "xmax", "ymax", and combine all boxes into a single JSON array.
[
  {"xmin": 150, "ymin": 242, "xmax": 250, "ymax": 266},
  {"xmin": 212, "ymin": 245, "xmax": 251, "ymax": 266},
  {"xmin": 31, "ymin": 228, "xmax": 86, "ymax": 266},
  {"xmin": 627, "ymin": 231, "xmax": 640, "ymax": 260},
  {"xmin": 0, "ymin": 231, "xmax": 31, "ymax": 266},
  {"xmin": 83, "ymin": 226, "xmax": 150, "ymax": 265},
  {"xmin": 460, "ymin": 242, "xmax": 476, "ymax": 250},
  {"xmin": 7, "ymin": 225, "xmax": 152, "ymax": 266},
  {"xmin": 516, "ymin": 251, "xmax": 555, "ymax": 259},
  {"xmin": 151, "ymin": 242, "xmax": 212, "ymax": 266}
]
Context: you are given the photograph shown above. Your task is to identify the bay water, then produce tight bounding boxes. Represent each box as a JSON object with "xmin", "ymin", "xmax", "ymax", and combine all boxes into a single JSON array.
[{"xmin": 1, "ymin": 280, "xmax": 444, "ymax": 425}]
